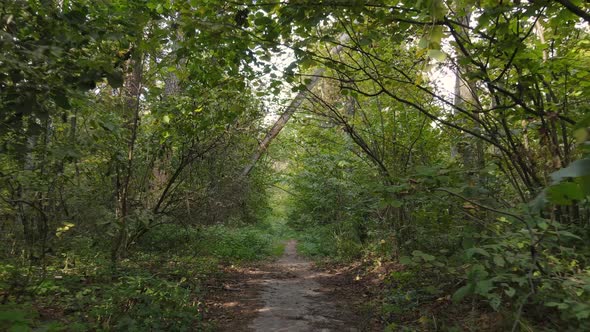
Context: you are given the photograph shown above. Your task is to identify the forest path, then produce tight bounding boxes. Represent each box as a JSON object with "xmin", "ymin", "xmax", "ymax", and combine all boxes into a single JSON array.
[{"xmin": 207, "ymin": 240, "xmax": 362, "ymax": 331}]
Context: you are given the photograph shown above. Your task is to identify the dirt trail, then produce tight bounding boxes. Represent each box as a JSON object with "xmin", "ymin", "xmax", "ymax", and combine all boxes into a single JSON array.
[
  {"xmin": 248, "ymin": 240, "xmax": 357, "ymax": 331},
  {"xmin": 208, "ymin": 240, "xmax": 362, "ymax": 331}
]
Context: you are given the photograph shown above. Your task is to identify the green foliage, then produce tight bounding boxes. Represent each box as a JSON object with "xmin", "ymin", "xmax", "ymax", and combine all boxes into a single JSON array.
[
  {"xmin": 90, "ymin": 274, "xmax": 199, "ymax": 332},
  {"xmin": 1, "ymin": 0, "xmax": 590, "ymax": 330},
  {"xmin": 201, "ymin": 225, "xmax": 277, "ymax": 262},
  {"xmin": 0, "ymin": 304, "xmax": 36, "ymax": 332},
  {"xmin": 381, "ymin": 270, "xmax": 439, "ymax": 321},
  {"xmin": 0, "ymin": 219, "xmax": 288, "ymax": 330},
  {"xmin": 295, "ymin": 226, "xmax": 339, "ymax": 259},
  {"xmin": 139, "ymin": 223, "xmax": 282, "ymax": 262}
]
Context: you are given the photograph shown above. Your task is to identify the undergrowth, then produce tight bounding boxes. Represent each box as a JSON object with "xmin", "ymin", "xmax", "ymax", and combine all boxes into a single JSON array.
[
  {"xmin": 0, "ymin": 222, "xmax": 283, "ymax": 331},
  {"xmin": 290, "ymin": 219, "xmax": 590, "ymax": 331}
]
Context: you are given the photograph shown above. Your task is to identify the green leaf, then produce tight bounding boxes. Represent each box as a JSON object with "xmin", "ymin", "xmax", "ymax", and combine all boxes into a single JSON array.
[
  {"xmin": 462, "ymin": 236, "xmax": 475, "ymax": 249},
  {"xmin": 466, "ymin": 247, "xmax": 490, "ymax": 258},
  {"xmin": 488, "ymin": 294, "xmax": 501, "ymax": 311},
  {"xmin": 452, "ymin": 285, "xmax": 472, "ymax": 303},
  {"xmin": 359, "ymin": 37, "xmax": 372, "ymax": 46},
  {"xmin": 505, "ymin": 287, "xmax": 516, "ymax": 297},
  {"xmin": 54, "ymin": 90, "xmax": 70, "ymax": 109},
  {"xmin": 427, "ymin": 49, "xmax": 447, "ymax": 61},
  {"xmin": 493, "ymin": 255, "xmax": 505, "ymax": 267},
  {"xmin": 399, "ymin": 256, "xmax": 412, "ymax": 265},
  {"xmin": 556, "ymin": 230, "xmax": 582, "ymax": 240},
  {"xmin": 100, "ymin": 121, "xmax": 116, "ymax": 132},
  {"xmin": 575, "ymin": 309, "xmax": 590, "ymax": 320},
  {"xmin": 254, "ymin": 16, "xmax": 273, "ymax": 27},
  {"xmin": 545, "ymin": 301, "xmax": 561, "ymax": 307},
  {"xmin": 547, "ymin": 182, "xmax": 585, "ymax": 205},
  {"xmin": 384, "ymin": 185, "xmax": 406, "ymax": 193},
  {"xmin": 551, "ymin": 158, "xmax": 590, "ymax": 183},
  {"xmin": 418, "ymin": 37, "xmax": 429, "ymax": 49},
  {"xmin": 388, "ymin": 200, "xmax": 403, "ymax": 208},
  {"xmin": 475, "ymin": 279, "xmax": 494, "ymax": 295},
  {"xmin": 548, "ymin": 302, "xmax": 569, "ymax": 310},
  {"xmin": 430, "ymin": 0, "xmax": 447, "ymax": 20},
  {"xmin": 412, "ymin": 250, "xmax": 436, "ymax": 262},
  {"xmin": 574, "ymin": 128, "xmax": 588, "ymax": 144},
  {"xmin": 529, "ymin": 189, "xmax": 548, "ymax": 213},
  {"xmin": 430, "ymin": 26, "xmax": 444, "ymax": 44},
  {"xmin": 537, "ymin": 219, "xmax": 549, "ymax": 230},
  {"xmin": 107, "ymin": 71, "xmax": 124, "ymax": 88}
]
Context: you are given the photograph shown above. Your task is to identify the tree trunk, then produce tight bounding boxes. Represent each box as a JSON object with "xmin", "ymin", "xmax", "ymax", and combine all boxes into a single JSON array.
[
  {"xmin": 111, "ymin": 51, "xmax": 143, "ymax": 266},
  {"xmin": 241, "ymin": 36, "xmax": 349, "ymax": 177}
]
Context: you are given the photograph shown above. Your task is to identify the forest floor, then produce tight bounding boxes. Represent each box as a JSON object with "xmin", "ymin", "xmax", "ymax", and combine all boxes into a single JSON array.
[{"xmin": 205, "ymin": 240, "xmax": 378, "ymax": 331}]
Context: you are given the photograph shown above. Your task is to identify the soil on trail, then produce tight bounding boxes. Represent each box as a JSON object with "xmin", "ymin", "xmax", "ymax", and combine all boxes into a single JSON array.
[{"xmin": 206, "ymin": 240, "xmax": 364, "ymax": 331}]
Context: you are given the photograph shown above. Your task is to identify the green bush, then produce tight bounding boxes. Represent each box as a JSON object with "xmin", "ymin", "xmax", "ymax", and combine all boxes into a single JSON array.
[
  {"xmin": 296, "ymin": 226, "xmax": 339, "ymax": 259},
  {"xmin": 0, "ymin": 304, "xmax": 35, "ymax": 332},
  {"xmin": 137, "ymin": 224, "xmax": 202, "ymax": 254},
  {"xmin": 139, "ymin": 224, "xmax": 280, "ymax": 262},
  {"xmin": 204, "ymin": 225, "xmax": 275, "ymax": 261},
  {"xmin": 90, "ymin": 274, "xmax": 200, "ymax": 332}
]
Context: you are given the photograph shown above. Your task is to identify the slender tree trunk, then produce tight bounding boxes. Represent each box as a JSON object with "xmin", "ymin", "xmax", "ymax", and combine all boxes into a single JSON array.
[
  {"xmin": 452, "ymin": 12, "xmax": 486, "ymax": 185},
  {"xmin": 111, "ymin": 51, "xmax": 143, "ymax": 267},
  {"xmin": 241, "ymin": 36, "xmax": 349, "ymax": 177}
]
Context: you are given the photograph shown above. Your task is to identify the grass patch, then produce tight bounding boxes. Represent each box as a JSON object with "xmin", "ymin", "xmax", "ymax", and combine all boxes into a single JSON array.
[{"xmin": 270, "ymin": 241, "xmax": 286, "ymax": 257}]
